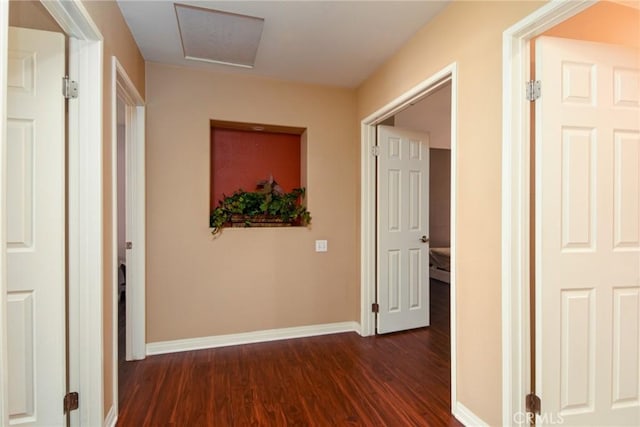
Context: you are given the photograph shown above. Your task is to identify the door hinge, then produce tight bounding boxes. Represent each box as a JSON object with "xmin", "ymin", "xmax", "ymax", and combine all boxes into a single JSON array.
[
  {"xmin": 62, "ymin": 76, "xmax": 78, "ymax": 99},
  {"xmin": 371, "ymin": 303, "xmax": 379, "ymax": 313},
  {"xmin": 126, "ymin": 241, "xmax": 133, "ymax": 250},
  {"xmin": 526, "ymin": 80, "xmax": 541, "ymax": 101},
  {"xmin": 371, "ymin": 146, "xmax": 380, "ymax": 157},
  {"xmin": 526, "ymin": 393, "xmax": 541, "ymax": 415},
  {"xmin": 63, "ymin": 392, "xmax": 79, "ymax": 414}
]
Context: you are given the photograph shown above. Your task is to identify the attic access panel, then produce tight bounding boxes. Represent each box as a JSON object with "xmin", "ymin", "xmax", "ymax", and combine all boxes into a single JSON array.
[{"xmin": 175, "ymin": 3, "xmax": 264, "ymax": 68}]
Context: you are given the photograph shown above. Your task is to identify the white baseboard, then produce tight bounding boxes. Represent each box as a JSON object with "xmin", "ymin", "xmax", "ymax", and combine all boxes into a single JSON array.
[
  {"xmin": 146, "ymin": 321, "xmax": 361, "ymax": 356},
  {"xmin": 103, "ymin": 405, "xmax": 117, "ymax": 427},
  {"xmin": 453, "ymin": 402, "xmax": 489, "ymax": 427}
]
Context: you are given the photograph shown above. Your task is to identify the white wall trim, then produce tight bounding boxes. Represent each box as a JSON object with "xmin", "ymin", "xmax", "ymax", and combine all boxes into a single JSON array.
[
  {"xmin": 112, "ymin": 57, "xmax": 147, "ymax": 362},
  {"xmin": 452, "ymin": 402, "xmax": 489, "ymax": 427},
  {"xmin": 449, "ymin": 67, "xmax": 458, "ymax": 410},
  {"xmin": 40, "ymin": 0, "xmax": 101, "ymax": 40},
  {"xmin": 110, "ymin": 56, "xmax": 146, "ymax": 423},
  {"xmin": 359, "ymin": 62, "xmax": 458, "ymax": 412},
  {"xmin": 0, "ymin": 2, "xmax": 9, "ymax": 425},
  {"xmin": 147, "ymin": 322, "xmax": 361, "ymax": 356},
  {"xmin": 66, "ymin": 35, "xmax": 105, "ymax": 427},
  {"xmin": 359, "ymin": 120, "xmax": 377, "ymax": 337},
  {"xmin": 500, "ymin": 1, "xmax": 596, "ymax": 425},
  {"xmin": 103, "ymin": 406, "xmax": 117, "ymax": 427}
]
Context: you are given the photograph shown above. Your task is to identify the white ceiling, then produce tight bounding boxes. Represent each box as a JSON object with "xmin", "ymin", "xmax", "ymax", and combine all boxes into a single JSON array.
[{"xmin": 117, "ymin": 0, "xmax": 450, "ymax": 88}]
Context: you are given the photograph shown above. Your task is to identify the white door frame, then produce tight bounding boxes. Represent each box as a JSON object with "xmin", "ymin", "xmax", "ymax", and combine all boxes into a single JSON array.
[
  {"xmin": 0, "ymin": 1, "xmax": 105, "ymax": 426},
  {"xmin": 500, "ymin": 0, "xmax": 597, "ymax": 424},
  {"xmin": 0, "ymin": 3, "xmax": 9, "ymax": 423},
  {"xmin": 110, "ymin": 55, "xmax": 146, "ymax": 414},
  {"xmin": 359, "ymin": 63, "xmax": 458, "ymax": 411}
]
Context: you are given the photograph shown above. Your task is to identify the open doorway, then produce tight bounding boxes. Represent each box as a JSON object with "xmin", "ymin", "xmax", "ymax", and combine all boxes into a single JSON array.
[
  {"xmin": 360, "ymin": 63, "xmax": 458, "ymax": 413},
  {"xmin": 111, "ymin": 56, "xmax": 146, "ymax": 417},
  {"xmin": 375, "ymin": 81, "xmax": 452, "ymax": 335},
  {"xmin": 116, "ymin": 95, "xmax": 127, "ymax": 394},
  {"xmin": 394, "ymin": 80, "xmax": 452, "ymax": 340}
]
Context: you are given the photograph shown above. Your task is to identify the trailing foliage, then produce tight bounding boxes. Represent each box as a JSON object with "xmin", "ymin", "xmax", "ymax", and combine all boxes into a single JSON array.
[{"xmin": 210, "ymin": 187, "xmax": 311, "ymax": 236}]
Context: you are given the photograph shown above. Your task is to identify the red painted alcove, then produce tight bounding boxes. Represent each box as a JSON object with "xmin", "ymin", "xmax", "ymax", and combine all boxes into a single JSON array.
[{"xmin": 210, "ymin": 126, "xmax": 302, "ymax": 210}]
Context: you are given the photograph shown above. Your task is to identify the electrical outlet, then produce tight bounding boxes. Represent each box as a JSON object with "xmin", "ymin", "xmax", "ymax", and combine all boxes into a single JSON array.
[{"xmin": 315, "ymin": 240, "xmax": 328, "ymax": 252}]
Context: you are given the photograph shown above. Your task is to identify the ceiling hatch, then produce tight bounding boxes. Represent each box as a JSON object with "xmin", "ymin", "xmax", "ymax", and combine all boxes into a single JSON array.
[{"xmin": 175, "ymin": 3, "xmax": 264, "ymax": 68}]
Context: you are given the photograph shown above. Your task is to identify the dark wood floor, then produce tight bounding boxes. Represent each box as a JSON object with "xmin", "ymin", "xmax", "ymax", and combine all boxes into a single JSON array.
[{"xmin": 117, "ymin": 280, "xmax": 461, "ymax": 426}]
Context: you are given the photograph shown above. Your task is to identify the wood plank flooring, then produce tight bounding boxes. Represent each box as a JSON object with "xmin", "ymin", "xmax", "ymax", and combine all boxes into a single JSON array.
[{"xmin": 117, "ymin": 280, "xmax": 460, "ymax": 426}]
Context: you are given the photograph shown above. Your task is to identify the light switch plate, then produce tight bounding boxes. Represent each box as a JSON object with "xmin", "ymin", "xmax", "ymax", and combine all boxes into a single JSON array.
[{"xmin": 315, "ymin": 240, "xmax": 328, "ymax": 252}]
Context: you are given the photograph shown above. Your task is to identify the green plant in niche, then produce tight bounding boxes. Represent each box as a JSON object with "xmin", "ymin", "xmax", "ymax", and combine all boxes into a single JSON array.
[{"xmin": 210, "ymin": 176, "xmax": 311, "ymax": 236}]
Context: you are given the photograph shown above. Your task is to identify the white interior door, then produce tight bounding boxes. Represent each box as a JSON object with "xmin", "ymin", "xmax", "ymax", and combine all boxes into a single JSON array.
[
  {"xmin": 377, "ymin": 125, "xmax": 430, "ymax": 334},
  {"xmin": 7, "ymin": 27, "xmax": 66, "ymax": 426},
  {"xmin": 536, "ymin": 36, "xmax": 640, "ymax": 426}
]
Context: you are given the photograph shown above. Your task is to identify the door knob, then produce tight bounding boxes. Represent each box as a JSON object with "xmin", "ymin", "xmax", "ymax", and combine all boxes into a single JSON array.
[{"xmin": 420, "ymin": 236, "xmax": 429, "ymax": 243}]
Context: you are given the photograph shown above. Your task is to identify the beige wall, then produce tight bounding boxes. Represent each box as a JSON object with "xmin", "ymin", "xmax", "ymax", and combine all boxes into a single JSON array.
[
  {"xmin": 146, "ymin": 63, "xmax": 358, "ymax": 342},
  {"xmin": 357, "ymin": 1, "xmax": 545, "ymax": 424},
  {"xmin": 79, "ymin": 0, "xmax": 145, "ymax": 418},
  {"xmin": 9, "ymin": 1, "xmax": 62, "ymax": 32}
]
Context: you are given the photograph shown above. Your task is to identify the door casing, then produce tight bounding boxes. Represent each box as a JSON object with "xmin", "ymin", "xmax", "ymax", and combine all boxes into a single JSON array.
[
  {"xmin": 111, "ymin": 56, "xmax": 146, "ymax": 417},
  {"xmin": 359, "ymin": 63, "xmax": 458, "ymax": 413},
  {"xmin": 0, "ymin": 1, "xmax": 105, "ymax": 425},
  {"xmin": 501, "ymin": 0, "xmax": 598, "ymax": 425}
]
